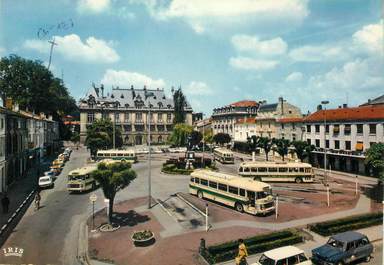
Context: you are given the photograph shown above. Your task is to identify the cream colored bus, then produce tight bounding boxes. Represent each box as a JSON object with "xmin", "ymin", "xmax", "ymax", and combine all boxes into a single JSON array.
[
  {"xmin": 67, "ymin": 164, "xmax": 98, "ymax": 192},
  {"xmin": 213, "ymin": 148, "xmax": 234, "ymax": 164},
  {"xmin": 238, "ymin": 161, "xmax": 314, "ymax": 183},
  {"xmin": 190, "ymin": 169, "xmax": 275, "ymax": 215},
  {"xmin": 96, "ymin": 149, "xmax": 137, "ymax": 163}
]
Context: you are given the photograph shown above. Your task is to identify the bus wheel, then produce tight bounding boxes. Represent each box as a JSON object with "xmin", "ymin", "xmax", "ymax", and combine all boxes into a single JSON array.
[
  {"xmin": 295, "ymin": 177, "xmax": 303, "ymax": 183},
  {"xmin": 197, "ymin": 190, "xmax": 204, "ymax": 199},
  {"xmin": 235, "ymin": 202, "xmax": 244, "ymax": 213}
]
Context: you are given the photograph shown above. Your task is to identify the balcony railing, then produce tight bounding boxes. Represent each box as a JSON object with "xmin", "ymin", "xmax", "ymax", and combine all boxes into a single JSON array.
[
  {"xmin": 134, "ymin": 120, "xmax": 144, "ymax": 125},
  {"xmin": 313, "ymin": 147, "xmax": 366, "ymax": 158}
]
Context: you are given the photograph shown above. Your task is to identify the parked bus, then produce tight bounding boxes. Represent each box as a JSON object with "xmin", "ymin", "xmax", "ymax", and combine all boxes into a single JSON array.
[
  {"xmin": 213, "ymin": 148, "xmax": 234, "ymax": 164},
  {"xmin": 238, "ymin": 161, "xmax": 314, "ymax": 183},
  {"xmin": 96, "ymin": 149, "xmax": 137, "ymax": 163},
  {"xmin": 190, "ymin": 169, "xmax": 275, "ymax": 215}
]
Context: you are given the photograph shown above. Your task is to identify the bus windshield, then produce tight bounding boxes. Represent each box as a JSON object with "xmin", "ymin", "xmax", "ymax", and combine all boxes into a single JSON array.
[{"xmin": 68, "ymin": 175, "xmax": 85, "ymax": 181}]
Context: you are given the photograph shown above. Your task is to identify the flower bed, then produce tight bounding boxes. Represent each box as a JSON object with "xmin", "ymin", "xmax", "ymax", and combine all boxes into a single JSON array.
[
  {"xmin": 161, "ymin": 163, "xmax": 193, "ymax": 175},
  {"xmin": 131, "ymin": 230, "xmax": 155, "ymax": 246},
  {"xmin": 308, "ymin": 212, "xmax": 382, "ymax": 236},
  {"xmin": 201, "ymin": 229, "xmax": 303, "ymax": 264}
]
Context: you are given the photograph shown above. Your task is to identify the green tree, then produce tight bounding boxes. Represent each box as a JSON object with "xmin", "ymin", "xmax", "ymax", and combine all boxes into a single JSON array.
[
  {"xmin": 365, "ymin": 143, "xmax": 384, "ymax": 180},
  {"xmin": 273, "ymin": 139, "xmax": 291, "ymax": 161},
  {"xmin": 91, "ymin": 161, "xmax": 137, "ymax": 223},
  {"xmin": 71, "ymin": 131, "xmax": 80, "ymax": 149},
  {"xmin": 85, "ymin": 118, "xmax": 123, "ymax": 157},
  {"xmin": 190, "ymin": 130, "xmax": 203, "ymax": 146},
  {"xmin": 256, "ymin": 137, "xmax": 273, "ymax": 161},
  {"xmin": 213, "ymin": 133, "xmax": 231, "ymax": 146},
  {"xmin": 168, "ymin": 123, "xmax": 193, "ymax": 147},
  {"xmin": 173, "ymin": 88, "xmax": 187, "ymax": 123},
  {"xmin": 292, "ymin": 140, "xmax": 315, "ymax": 162},
  {"xmin": 203, "ymin": 130, "xmax": 213, "ymax": 144}
]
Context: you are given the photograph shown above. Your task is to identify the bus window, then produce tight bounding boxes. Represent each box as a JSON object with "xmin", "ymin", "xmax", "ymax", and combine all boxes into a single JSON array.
[
  {"xmin": 259, "ymin": 167, "xmax": 267, "ymax": 172},
  {"xmin": 201, "ymin": 179, "xmax": 208, "ymax": 186},
  {"xmin": 288, "ymin": 168, "xmax": 294, "ymax": 172},
  {"xmin": 247, "ymin": 191, "xmax": 255, "ymax": 206},
  {"xmin": 293, "ymin": 168, "xmax": 299, "ymax": 172},
  {"xmin": 305, "ymin": 168, "xmax": 311, "ymax": 173},
  {"xmin": 229, "ymin": 186, "xmax": 239, "ymax": 195},
  {"xmin": 279, "ymin": 167, "xmax": 288, "ymax": 172},
  {"xmin": 118, "ymin": 153, "xmax": 124, "ymax": 156},
  {"xmin": 218, "ymin": 183, "xmax": 227, "ymax": 191},
  {"xmin": 239, "ymin": 167, "xmax": 244, "ymax": 172},
  {"xmin": 190, "ymin": 177, "xmax": 194, "ymax": 182},
  {"xmin": 195, "ymin": 177, "xmax": 200, "ymax": 184},
  {"xmin": 244, "ymin": 167, "xmax": 250, "ymax": 173},
  {"xmin": 251, "ymin": 167, "xmax": 257, "ymax": 173},
  {"xmin": 209, "ymin": 181, "xmax": 218, "ymax": 189},
  {"xmin": 299, "ymin": 168, "xmax": 304, "ymax": 172},
  {"xmin": 269, "ymin": 168, "xmax": 277, "ymax": 172},
  {"xmin": 98, "ymin": 153, "xmax": 103, "ymax": 157},
  {"xmin": 239, "ymin": 189, "xmax": 245, "ymax": 197},
  {"xmin": 256, "ymin": 191, "xmax": 268, "ymax": 199}
]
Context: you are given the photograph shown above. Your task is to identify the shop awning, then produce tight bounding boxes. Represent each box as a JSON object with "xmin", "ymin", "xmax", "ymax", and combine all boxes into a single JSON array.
[{"xmin": 355, "ymin": 142, "xmax": 364, "ymax": 151}]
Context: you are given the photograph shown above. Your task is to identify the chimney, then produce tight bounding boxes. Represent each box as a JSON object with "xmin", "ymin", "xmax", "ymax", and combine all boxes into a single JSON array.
[
  {"xmin": 317, "ymin": 104, "xmax": 322, "ymax": 111},
  {"xmin": 279, "ymin": 97, "xmax": 284, "ymax": 115},
  {"xmin": 368, "ymin": 99, "xmax": 371, "ymax": 103},
  {"xmin": 343, "ymin": 103, "xmax": 347, "ymax": 108},
  {"xmin": 101, "ymin": 84, "xmax": 104, "ymax": 98}
]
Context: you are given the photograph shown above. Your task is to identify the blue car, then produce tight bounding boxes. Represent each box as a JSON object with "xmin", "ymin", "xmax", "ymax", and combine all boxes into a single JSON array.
[{"xmin": 312, "ymin": 231, "xmax": 373, "ymax": 265}]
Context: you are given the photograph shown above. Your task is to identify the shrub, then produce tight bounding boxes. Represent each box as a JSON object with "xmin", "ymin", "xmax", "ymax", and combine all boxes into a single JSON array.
[{"xmin": 309, "ymin": 212, "xmax": 382, "ymax": 236}]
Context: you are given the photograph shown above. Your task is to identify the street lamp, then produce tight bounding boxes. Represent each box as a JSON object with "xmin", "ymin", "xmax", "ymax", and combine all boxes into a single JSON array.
[
  {"xmin": 202, "ymin": 114, "xmax": 205, "ymax": 168},
  {"xmin": 321, "ymin": 100, "xmax": 329, "ymax": 183},
  {"xmin": 146, "ymin": 92, "xmax": 155, "ymax": 209}
]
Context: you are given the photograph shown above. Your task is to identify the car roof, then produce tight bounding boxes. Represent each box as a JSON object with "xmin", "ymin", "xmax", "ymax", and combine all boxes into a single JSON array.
[
  {"xmin": 331, "ymin": 231, "xmax": 365, "ymax": 242},
  {"xmin": 264, "ymin": 246, "xmax": 304, "ymax": 260}
]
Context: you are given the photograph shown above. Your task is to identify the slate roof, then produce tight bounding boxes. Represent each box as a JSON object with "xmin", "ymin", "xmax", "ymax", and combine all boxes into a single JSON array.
[
  {"xmin": 230, "ymin": 100, "xmax": 258, "ymax": 107},
  {"xmin": 258, "ymin": 103, "xmax": 278, "ymax": 112},
  {"xmin": 360, "ymin": 94, "xmax": 384, "ymax": 106}
]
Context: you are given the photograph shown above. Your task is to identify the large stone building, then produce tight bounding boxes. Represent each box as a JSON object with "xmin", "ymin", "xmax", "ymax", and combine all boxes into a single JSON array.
[
  {"xmin": 212, "ymin": 100, "xmax": 258, "ymax": 139},
  {"xmin": 234, "ymin": 97, "xmax": 302, "ymax": 142},
  {"xmin": 0, "ymin": 109, "xmax": 6, "ymax": 193},
  {"xmin": 79, "ymin": 85, "xmax": 193, "ymax": 145},
  {"xmin": 304, "ymin": 104, "xmax": 384, "ymax": 175}
]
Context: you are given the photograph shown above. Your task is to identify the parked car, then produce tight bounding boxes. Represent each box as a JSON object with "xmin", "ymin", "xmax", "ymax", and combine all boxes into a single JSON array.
[
  {"xmin": 38, "ymin": 176, "xmax": 54, "ymax": 188},
  {"xmin": 64, "ymin": 147, "xmax": 72, "ymax": 155},
  {"xmin": 44, "ymin": 171, "xmax": 55, "ymax": 177},
  {"xmin": 254, "ymin": 246, "xmax": 311, "ymax": 265},
  {"xmin": 312, "ymin": 231, "xmax": 373, "ymax": 265}
]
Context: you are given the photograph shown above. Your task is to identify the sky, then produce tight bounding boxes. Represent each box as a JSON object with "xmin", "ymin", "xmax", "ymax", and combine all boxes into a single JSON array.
[{"xmin": 0, "ymin": 0, "xmax": 383, "ymax": 115}]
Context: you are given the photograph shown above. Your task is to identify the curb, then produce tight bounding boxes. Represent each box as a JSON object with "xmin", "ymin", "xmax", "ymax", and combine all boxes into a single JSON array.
[
  {"xmin": 176, "ymin": 193, "xmax": 206, "ymax": 217},
  {"xmin": 0, "ymin": 189, "xmax": 36, "ymax": 237}
]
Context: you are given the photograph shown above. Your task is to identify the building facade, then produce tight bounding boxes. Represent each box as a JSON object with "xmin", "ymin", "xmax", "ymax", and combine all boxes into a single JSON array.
[
  {"xmin": 276, "ymin": 117, "xmax": 305, "ymax": 141},
  {"xmin": 212, "ymin": 100, "xmax": 258, "ymax": 140},
  {"xmin": 304, "ymin": 104, "xmax": 384, "ymax": 175},
  {"xmin": 79, "ymin": 85, "xmax": 193, "ymax": 145},
  {"xmin": 234, "ymin": 97, "xmax": 302, "ymax": 142},
  {"xmin": 0, "ymin": 108, "xmax": 6, "ymax": 193}
]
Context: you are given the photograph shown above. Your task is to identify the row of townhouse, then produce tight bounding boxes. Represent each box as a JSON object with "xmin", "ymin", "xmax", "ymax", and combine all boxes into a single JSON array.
[
  {"xmin": 0, "ymin": 105, "xmax": 60, "ymax": 193},
  {"xmin": 229, "ymin": 95, "xmax": 384, "ymax": 175}
]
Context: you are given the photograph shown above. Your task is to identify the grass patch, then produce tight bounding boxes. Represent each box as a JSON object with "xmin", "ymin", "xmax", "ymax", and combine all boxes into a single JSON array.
[{"xmin": 308, "ymin": 212, "xmax": 382, "ymax": 236}]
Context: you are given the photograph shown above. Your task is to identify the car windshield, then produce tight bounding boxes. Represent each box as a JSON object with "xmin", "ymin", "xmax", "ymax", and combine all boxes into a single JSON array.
[
  {"xmin": 39, "ymin": 177, "xmax": 50, "ymax": 182},
  {"xmin": 327, "ymin": 238, "xmax": 344, "ymax": 249},
  {"xmin": 259, "ymin": 254, "xmax": 275, "ymax": 265}
]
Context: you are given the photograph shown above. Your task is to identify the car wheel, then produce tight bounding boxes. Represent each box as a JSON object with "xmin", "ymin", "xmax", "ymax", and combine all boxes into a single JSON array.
[
  {"xmin": 197, "ymin": 190, "xmax": 204, "ymax": 199},
  {"xmin": 235, "ymin": 202, "xmax": 244, "ymax": 213},
  {"xmin": 365, "ymin": 255, "xmax": 371, "ymax": 262},
  {"xmin": 295, "ymin": 177, "xmax": 303, "ymax": 183}
]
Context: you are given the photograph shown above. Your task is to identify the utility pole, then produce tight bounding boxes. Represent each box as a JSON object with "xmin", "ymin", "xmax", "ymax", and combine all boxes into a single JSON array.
[
  {"xmin": 47, "ymin": 38, "xmax": 58, "ymax": 70},
  {"xmin": 321, "ymin": 100, "xmax": 329, "ymax": 184},
  {"xmin": 202, "ymin": 113, "xmax": 205, "ymax": 168}
]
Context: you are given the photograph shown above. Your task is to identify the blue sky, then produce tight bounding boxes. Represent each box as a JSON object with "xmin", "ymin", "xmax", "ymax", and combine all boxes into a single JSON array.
[{"xmin": 1, "ymin": 0, "xmax": 382, "ymax": 115}]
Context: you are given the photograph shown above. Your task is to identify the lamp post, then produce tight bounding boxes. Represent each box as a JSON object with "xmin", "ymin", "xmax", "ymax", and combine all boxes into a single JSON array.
[
  {"xmin": 321, "ymin": 100, "xmax": 329, "ymax": 184},
  {"xmin": 202, "ymin": 114, "xmax": 205, "ymax": 168},
  {"xmin": 146, "ymin": 93, "xmax": 155, "ymax": 209}
]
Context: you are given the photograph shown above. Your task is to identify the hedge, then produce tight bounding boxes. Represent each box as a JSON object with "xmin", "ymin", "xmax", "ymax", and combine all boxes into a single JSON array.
[
  {"xmin": 161, "ymin": 163, "xmax": 193, "ymax": 175},
  {"xmin": 202, "ymin": 230, "xmax": 303, "ymax": 264},
  {"xmin": 309, "ymin": 212, "xmax": 382, "ymax": 236}
]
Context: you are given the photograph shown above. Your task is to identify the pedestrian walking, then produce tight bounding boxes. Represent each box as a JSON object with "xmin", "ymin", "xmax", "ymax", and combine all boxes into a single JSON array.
[
  {"xmin": 34, "ymin": 191, "xmax": 41, "ymax": 211},
  {"xmin": 1, "ymin": 194, "xmax": 10, "ymax": 214},
  {"xmin": 235, "ymin": 239, "xmax": 248, "ymax": 265}
]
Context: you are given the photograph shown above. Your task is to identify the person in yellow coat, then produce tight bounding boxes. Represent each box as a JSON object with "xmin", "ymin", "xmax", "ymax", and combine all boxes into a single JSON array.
[{"xmin": 235, "ymin": 239, "xmax": 248, "ymax": 265}]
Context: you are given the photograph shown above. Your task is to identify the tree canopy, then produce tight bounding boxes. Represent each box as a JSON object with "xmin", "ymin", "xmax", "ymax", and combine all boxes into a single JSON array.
[
  {"xmin": 168, "ymin": 123, "xmax": 193, "ymax": 147},
  {"xmin": 190, "ymin": 130, "xmax": 203, "ymax": 146},
  {"xmin": 85, "ymin": 118, "xmax": 123, "ymax": 157},
  {"xmin": 173, "ymin": 88, "xmax": 187, "ymax": 124},
  {"xmin": 365, "ymin": 143, "xmax": 384, "ymax": 181},
  {"xmin": 292, "ymin": 140, "xmax": 315, "ymax": 162},
  {"xmin": 273, "ymin": 139, "xmax": 290, "ymax": 161},
  {"xmin": 91, "ymin": 161, "xmax": 137, "ymax": 223},
  {"xmin": 0, "ymin": 55, "xmax": 77, "ymax": 117},
  {"xmin": 213, "ymin": 133, "xmax": 231, "ymax": 146}
]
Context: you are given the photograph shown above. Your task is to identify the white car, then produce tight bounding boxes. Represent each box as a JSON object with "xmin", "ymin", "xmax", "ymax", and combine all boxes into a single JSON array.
[
  {"xmin": 38, "ymin": 176, "xmax": 54, "ymax": 188},
  {"xmin": 253, "ymin": 246, "xmax": 311, "ymax": 265}
]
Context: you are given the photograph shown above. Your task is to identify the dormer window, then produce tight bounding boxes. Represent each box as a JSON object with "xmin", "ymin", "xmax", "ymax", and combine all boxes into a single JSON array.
[
  {"xmin": 167, "ymin": 104, "xmax": 171, "ymax": 109},
  {"xmin": 162, "ymin": 96, "xmax": 166, "ymax": 99},
  {"xmin": 158, "ymin": 102, "xmax": 163, "ymax": 108},
  {"xmin": 111, "ymin": 94, "xmax": 114, "ymax": 98},
  {"xmin": 125, "ymin": 104, "xmax": 130, "ymax": 108},
  {"xmin": 121, "ymin": 94, "xmax": 124, "ymax": 99}
]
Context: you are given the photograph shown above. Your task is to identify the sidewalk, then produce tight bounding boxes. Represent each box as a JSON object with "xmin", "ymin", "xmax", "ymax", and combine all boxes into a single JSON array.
[{"xmin": 219, "ymin": 225, "xmax": 383, "ymax": 265}]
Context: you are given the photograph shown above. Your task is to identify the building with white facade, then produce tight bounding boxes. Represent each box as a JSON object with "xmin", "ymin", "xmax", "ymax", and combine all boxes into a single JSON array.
[
  {"xmin": 212, "ymin": 100, "xmax": 258, "ymax": 140},
  {"xmin": 304, "ymin": 104, "xmax": 384, "ymax": 175},
  {"xmin": 0, "ymin": 108, "xmax": 6, "ymax": 193}
]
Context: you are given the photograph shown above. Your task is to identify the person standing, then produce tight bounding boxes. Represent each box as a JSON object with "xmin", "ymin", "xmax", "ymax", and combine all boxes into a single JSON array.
[
  {"xmin": 235, "ymin": 238, "xmax": 248, "ymax": 265},
  {"xmin": 1, "ymin": 194, "xmax": 10, "ymax": 213}
]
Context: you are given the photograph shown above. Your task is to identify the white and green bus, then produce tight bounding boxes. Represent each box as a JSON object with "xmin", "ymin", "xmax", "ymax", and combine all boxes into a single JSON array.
[
  {"xmin": 213, "ymin": 148, "xmax": 234, "ymax": 164},
  {"xmin": 190, "ymin": 169, "xmax": 275, "ymax": 215},
  {"xmin": 67, "ymin": 164, "xmax": 98, "ymax": 192},
  {"xmin": 238, "ymin": 161, "xmax": 314, "ymax": 183},
  {"xmin": 96, "ymin": 149, "xmax": 137, "ymax": 163}
]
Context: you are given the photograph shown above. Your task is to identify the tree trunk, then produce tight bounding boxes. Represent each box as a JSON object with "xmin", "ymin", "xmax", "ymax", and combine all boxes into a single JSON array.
[
  {"xmin": 265, "ymin": 150, "xmax": 269, "ymax": 161},
  {"xmin": 108, "ymin": 197, "xmax": 114, "ymax": 224},
  {"xmin": 282, "ymin": 155, "xmax": 285, "ymax": 161}
]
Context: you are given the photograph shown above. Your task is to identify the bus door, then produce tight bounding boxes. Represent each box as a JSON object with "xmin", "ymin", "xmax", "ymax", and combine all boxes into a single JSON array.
[{"xmin": 247, "ymin": 190, "xmax": 256, "ymax": 207}]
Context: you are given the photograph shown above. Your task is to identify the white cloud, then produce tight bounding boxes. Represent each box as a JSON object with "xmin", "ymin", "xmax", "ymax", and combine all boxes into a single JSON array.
[
  {"xmin": 231, "ymin": 35, "xmax": 287, "ymax": 56},
  {"xmin": 289, "ymin": 44, "xmax": 349, "ymax": 62},
  {"xmin": 134, "ymin": 0, "xmax": 309, "ymax": 34},
  {"xmin": 101, "ymin": 69, "xmax": 166, "ymax": 89},
  {"xmin": 24, "ymin": 34, "xmax": 119, "ymax": 63},
  {"xmin": 185, "ymin": 81, "xmax": 213, "ymax": 95},
  {"xmin": 353, "ymin": 21, "xmax": 383, "ymax": 54},
  {"xmin": 77, "ymin": 0, "xmax": 110, "ymax": 13},
  {"xmin": 286, "ymin": 72, "xmax": 303, "ymax": 82},
  {"xmin": 229, "ymin": 57, "xmax": 278, "ymax": 71}
]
